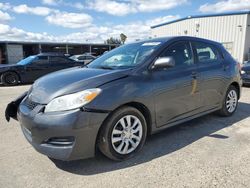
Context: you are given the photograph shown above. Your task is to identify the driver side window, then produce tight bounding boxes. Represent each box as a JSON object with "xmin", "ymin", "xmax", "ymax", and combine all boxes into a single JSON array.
[
  {"xmin": 160, "ymin": 41, "xmax": 194, "ymax": 67},
  {"xmin": 31, "ymin": 56, "xmax": 48, "ymax": 65}
]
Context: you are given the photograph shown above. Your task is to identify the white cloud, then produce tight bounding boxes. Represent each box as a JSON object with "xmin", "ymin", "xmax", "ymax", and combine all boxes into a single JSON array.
[
  {"xmin": 146, "ymin": 15, "xmax": 180, "ymax": 27},
  {"xmin": 13, "ymin": 4, "xmax": 53, "ymax": 16},
  {"xmin": 0, "ymin": 11, "xmax": 13, "ymax": 22},
  {"xmin": 45, "ymin": 12, "xmax": 93, "ymax": 28},
  {"xmin": 41, "ymin": 0, "xmax": 61, "ymax": 6},
  {"xmin": 42, "ymin": 0, "xmax": 85, "ymax": 9},
  {"xmin": 87, "ymin": 0, "xmax": 187, "ymax": 16},
  {"xmin": 199, "ymin": 0, "xmax": 250, "ymax": 13},
  {"xmin": 0, "ymin": 24, "xmax": 56, "ymax": 42},
  {"xmin": 0, "ymin": 14, "xmax": 177, "ymax": 43},
  {"xmin": 0, "ymin": 2, "xmax": 11, "ymax": 10},
  {"xmin": 88, "ymin": 0, "xmax": 136, "ymax": 16}
]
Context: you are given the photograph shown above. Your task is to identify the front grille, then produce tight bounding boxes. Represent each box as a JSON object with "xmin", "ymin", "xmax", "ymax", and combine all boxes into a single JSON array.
[
  {"xmin": 246, "ymin": 71, "xmax": 250, "ymax": 75},
  {"xmin": 24, "ymin": 97, "xmax": 39, "ymax": 110}
]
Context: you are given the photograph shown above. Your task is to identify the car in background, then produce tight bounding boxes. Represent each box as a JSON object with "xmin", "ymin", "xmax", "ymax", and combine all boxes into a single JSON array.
[
  {"xmin": 241, "ymin": 61, "xmax": 250, "ymax": 85},
  {"xmin": 70, "ymin": 54, "xmax": 96, "ymax": 65},
  {"xmin": 0, "ymin": 53, "xmax": 83, "ymax": 86}
]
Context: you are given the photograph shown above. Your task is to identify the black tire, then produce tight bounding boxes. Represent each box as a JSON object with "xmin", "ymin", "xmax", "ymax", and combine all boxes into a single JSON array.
[
  {"xmin": 218, "ymin": 85, "xmax": 238, "ymax": 116},
  {"xmin": 98, "ymin": 106, "xmax": 147, "ymax": 161},
  {"xmin": 1, "ymin": 72, "xmax": 19, "ymax": 86}
]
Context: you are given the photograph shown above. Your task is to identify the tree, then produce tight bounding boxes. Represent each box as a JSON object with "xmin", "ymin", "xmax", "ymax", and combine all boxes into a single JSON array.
[
  {"xmin": 105, "ymin": 37, "xmax": 122, "ymax": 45},
  {"xmin": 120, "ymin": 33, "xmax": 127, "ymax": 44}
]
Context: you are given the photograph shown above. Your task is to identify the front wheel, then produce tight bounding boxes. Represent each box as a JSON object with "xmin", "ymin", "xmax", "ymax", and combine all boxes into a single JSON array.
[
  {"xmin": 218, "ymin": 85, "xmax": 238, "ymax": 116},
  {"xmin": 1, "ymin": 72, "xmax": 19, "ymax": 86},
  {"xmin": 98, "ymin": 106, "xmax": 147, "ymax": 161}
]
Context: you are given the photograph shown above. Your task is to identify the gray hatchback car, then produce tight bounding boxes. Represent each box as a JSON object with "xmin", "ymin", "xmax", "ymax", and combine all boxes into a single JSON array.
[{"xmin": 6, "ymin": 36, "xmax": 242, "ymax": 161}]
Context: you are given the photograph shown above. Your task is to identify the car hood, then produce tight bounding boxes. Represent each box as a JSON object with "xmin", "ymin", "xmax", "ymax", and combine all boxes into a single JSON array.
[
  {"xmin": 30, "ymin": 67, "xmax": 130, "ymax": 104},
  {"xmin": 0, "ymin": 64, "xmax": 20, "ymax": 68}
]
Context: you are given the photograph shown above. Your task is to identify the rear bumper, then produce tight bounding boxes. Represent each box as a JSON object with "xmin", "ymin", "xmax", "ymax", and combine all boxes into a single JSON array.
[{"xmin": 17, "ymin": 102, "xmax": 108, "ymax": 161}]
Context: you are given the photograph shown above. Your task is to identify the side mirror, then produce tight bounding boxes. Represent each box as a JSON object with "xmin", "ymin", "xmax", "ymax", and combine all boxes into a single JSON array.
[{"xmin": 152, "ymin": 57, "xmax": 175, "ymax": 69}]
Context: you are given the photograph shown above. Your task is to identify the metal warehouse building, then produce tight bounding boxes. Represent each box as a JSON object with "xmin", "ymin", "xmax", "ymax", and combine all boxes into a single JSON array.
[
  {"xmin": 151, "ymin": 11, "xmax": 250, "ymax": 63},
  {"xmin": 0, "ymin": 41, "xmax": 118, "ymax": 64}
]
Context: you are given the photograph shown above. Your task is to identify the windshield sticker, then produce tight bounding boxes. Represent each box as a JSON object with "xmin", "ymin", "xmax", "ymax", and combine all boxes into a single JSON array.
[{"xmin": 142, "ymin": 42, "xmax": 161, "ymax": 46}]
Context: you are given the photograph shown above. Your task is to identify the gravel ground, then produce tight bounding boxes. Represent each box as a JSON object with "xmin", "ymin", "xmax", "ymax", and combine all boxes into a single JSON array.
[{"xmin": 0, "ymin": 85, "xmax": 250, "ymax": 188}]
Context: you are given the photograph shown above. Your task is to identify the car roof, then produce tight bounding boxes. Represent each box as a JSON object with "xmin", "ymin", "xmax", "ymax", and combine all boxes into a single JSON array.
[
  {"xmin": 37, "ymin": 53, "xmax": 66, "ymax": 57},
  {"xmin": 134, "ymin": 36, "xmax": 221, "ymax": 46}
]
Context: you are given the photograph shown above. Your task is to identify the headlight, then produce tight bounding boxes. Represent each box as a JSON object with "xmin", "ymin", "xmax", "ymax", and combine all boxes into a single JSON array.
[
  {"xmin": 241, "ymin": 70, "xmax": 246, "ymax": 74},
  {"xmin": 44, "ymin": 88, "xmax": 101, "ymax": 113}
]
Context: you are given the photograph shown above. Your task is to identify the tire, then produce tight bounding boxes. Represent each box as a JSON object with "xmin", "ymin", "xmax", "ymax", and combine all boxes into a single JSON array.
[
  {"xmin": 218, "ymin": 85, "xmax": 238, "ymax": 116},
  {"xmin": 98, "ymin": 106, "xmax": 147, "ymax": 161},
  {"xmin": 1, "ymin": 72, "xmax": 19, "ymax": 86}
]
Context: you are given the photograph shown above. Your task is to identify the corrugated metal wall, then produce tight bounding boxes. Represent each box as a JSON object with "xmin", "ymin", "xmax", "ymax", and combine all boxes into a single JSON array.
[
  {"xmin": 152, "ymin": 14, "xmax": 248, "ymax": 63},
  {"xmin": 243, "ymin": 14, "xmax": 250, "ymax": 61}
]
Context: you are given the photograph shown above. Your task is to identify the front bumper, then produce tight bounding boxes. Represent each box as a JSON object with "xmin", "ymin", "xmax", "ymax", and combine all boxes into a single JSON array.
[{"xmin": 17, "ymin": 100, "xmax": 108, "ymax": 161}]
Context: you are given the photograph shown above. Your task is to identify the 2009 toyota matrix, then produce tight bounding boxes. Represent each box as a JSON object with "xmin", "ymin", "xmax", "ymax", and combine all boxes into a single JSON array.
[{"xmin": 5, "ymin": 36, "xmax": 242, "ymax": 161}]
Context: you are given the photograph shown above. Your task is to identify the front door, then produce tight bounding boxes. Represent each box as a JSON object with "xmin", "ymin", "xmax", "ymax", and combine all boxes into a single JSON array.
[
  {"xmin": 152, "ymin": 41, "xmax": 200, "ymax": 127},
  {"xmin": 49, "ymin": 56, "xmax": 76, "ymax": 72},
  {"xmin": 25, "ymin": 56, "xmax": 50, "ymax": 81}
]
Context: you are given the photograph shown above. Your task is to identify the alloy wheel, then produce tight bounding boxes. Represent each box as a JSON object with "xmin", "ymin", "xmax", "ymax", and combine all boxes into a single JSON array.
[
  {"xmin": 226, "ymin": 90, "xmax": 237, "ymax": 113},
  {"xmin": 111, "ymin": 115, "xmax": 143, "ymax": 155}
]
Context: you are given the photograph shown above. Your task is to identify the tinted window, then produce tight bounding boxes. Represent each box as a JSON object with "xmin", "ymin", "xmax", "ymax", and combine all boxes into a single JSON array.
[
  {"xmin": 86, "ymin": 56, "xmax": 94, "ymax": 60},
  {"xmin": 32, "ymin": 56, "xmax": 48, "ymax": 65},
  {"xmin": 38, "ymin": 56, "xmax": 48, "ymax": 60},
  {"xmin": 78, "ymin": 56, "xmax": 86, "ymax": 60},
  {"xmin": 50, "ymin": 56, "xmax": 69, "ymax": 63},
  {"xmin": 160, "ymin": 42, "xmax": 194, "ymax": 67},
  {"xmin": 194, "ymin": 42, "xmax": 221, "ymax": 63}
]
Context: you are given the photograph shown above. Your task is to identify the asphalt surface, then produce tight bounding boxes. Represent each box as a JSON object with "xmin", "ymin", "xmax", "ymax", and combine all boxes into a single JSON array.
[{"xmin": 0, "ymin": 85, "xmax": 250, "ymax": 188}]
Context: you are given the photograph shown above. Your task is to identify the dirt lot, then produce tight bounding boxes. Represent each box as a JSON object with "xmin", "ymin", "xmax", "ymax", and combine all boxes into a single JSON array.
[{"xmin": 0, "ymin": 85, "xmax": 250, "ymax": 188}]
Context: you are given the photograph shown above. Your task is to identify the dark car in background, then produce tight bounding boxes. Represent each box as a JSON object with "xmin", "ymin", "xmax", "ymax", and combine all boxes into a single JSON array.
[
  {"xmin": 6, "ymin": 36, "xmax": 242, "ymax": 161},
  {"xmin": 241, "ymin": 61, "xmax": 250, "ymax": 85},
  {"xmin": 0, "ymin": 53, "xmax": 82, "ymax": 86}
]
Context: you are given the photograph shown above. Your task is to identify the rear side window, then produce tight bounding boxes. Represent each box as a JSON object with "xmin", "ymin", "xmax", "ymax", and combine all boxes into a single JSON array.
[
  {"xmin": 86, "ymin": 56, "xmax": 94, "ymax": 60},
  {"xmin": 160, "ymin": 41, "xmax": 194, "ymax": 67},
  {"xmin": 50, "ymin": 56, "xmax": 70, "ymax": 63},
  {"xmin": 38, "ymin": 56, "xmax": 48, "ymax": 60},
  {"xmin": 78, "ymin": 56, "xmax": 86, "ymax": 60},
  {"xmin": 194, "ymin": 42, "xmax": 221, "ymax": 63}
]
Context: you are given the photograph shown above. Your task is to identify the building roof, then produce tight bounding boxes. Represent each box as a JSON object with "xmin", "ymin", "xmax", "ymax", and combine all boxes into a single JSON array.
[
  {"xmin": 0, "ymin": 40, "xmax": 117, "ymax": 46},
  {"xmin": 151, "ymin": 10, "xmax": 250, "ymax": 29}
]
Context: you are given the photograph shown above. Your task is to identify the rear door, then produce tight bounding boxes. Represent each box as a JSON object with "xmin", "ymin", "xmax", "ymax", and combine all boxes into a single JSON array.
[
  {"xmin": 192, "ymin": 41, "xmax": 226, "ymax": 110},
  {"xmin": 152, "ymin": 41, "xmax": 201, "ymax": 127}
]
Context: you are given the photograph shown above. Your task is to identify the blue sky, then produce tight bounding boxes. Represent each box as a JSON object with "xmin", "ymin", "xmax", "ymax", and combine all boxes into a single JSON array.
[{"xmin": 0, "ymin": 0, "xmax": 249, "ymax": 43}]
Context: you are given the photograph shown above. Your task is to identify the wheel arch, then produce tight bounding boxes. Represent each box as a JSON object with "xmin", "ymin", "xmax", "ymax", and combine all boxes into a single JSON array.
[
  {"xmin": 0, "ymin": 70, "xmax": 21, "ymax": 83},
  {"xmin": 95, "ymin": 101, "xmax": 153, "ymax": 153},
  {"xmin": 230, "ymin": 81, "xmax": 241, "ymax": 99}
]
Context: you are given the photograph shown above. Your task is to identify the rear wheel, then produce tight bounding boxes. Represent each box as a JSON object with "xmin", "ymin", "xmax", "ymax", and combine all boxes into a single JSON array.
[
  {"xmin": 1, "ymin": 72, "xmax": 19, "ymax": 86},
  {"xmin": 218, "ymin": 85, "xmax": 238, "ymax": 116},
  {"xmin": 98, "ymin": 106, "xmax": 147, "ymax": 161}
]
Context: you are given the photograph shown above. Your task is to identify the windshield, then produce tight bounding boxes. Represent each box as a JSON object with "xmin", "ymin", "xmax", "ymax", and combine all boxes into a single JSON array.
[
  {"xmin": 17, "ymin": 56, "xmax": 37, "ymax": 65},
  {"xmin": 88, "ymin": 42, "xmax": 161, "ymax": 69}
]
